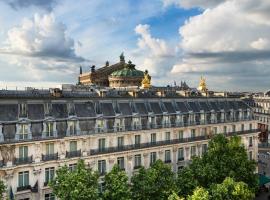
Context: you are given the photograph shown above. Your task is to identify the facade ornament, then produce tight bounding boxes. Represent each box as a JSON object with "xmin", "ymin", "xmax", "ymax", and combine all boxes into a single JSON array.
[
  {"xmin": 143, "ymin": 152, "xmax": 149, "ymax": 157},
  {"xmin": 141, "ymin": 70, "xmax": 151, "ymax": 89},
  {"xmin": 0, "ymin": 145, "xmax": 15, "ymax": 164}
]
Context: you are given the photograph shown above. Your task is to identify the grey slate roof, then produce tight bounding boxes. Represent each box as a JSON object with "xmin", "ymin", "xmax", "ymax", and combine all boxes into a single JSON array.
[
  {"xmin": 75, "ymin": 102, "xmax": 96, "ymax": 117},
  {"xmin": 0, "ymin": 104, "xmax": 18, "ymax": 121},
  {"xmin": 176, "ymin": 102, "xmax": 189, "ymax": 113},
  {"xmin": 150, "ymin": 102, "xmax": 162, "ymax": 114},
  {"xmin": 187, "ymin": 101, "xmax": 200, "ymax": 113},
  {"xmin": 119, "ymin": 103, "xmax": 132, "ymax": 115},
  {"xmin": 163, "ymin": 102, "xmax": 176, "ymax": 114},
  {"xmin": 135, "ymin": 103, "xmax": 148, "ymax": 115},
  {"xmin": 51, "ymin": 104, "xmax": 68, "ymax": 118},
  {"xmin": 28, "ymin": 104, "xmax": 44, "ymax": 120},
  {"xmin": 100, "ymin": 103, "xmax": 115, "ymax": 116}
]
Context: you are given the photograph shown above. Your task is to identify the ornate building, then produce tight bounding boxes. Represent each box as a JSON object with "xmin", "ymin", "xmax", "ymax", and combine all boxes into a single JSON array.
[
  {"xmin": 0, "ymin": 60, "xmax": 260, "ymax": 200},
  {"xmin": 108, "ymin": 61, "xmax": 144, "ymax": 88}
]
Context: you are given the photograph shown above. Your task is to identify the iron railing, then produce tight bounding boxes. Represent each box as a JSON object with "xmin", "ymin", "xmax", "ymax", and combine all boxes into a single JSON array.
[
  {"xmin": 42, "ymin": 153, "xmax": 58, "ymax": 161},
  {"xmin": 14, "ymin": 156, "xmax": 33, "ymax": 165},
  {"xmin": 66, "ymin": 150, "xmax": 81, "ymax": 158}
]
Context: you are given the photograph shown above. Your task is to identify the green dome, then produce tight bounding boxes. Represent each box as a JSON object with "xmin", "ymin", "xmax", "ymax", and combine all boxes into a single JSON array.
[{"xmin": 110, "ymin": 61, "xmax": 144, "ymax": 77}]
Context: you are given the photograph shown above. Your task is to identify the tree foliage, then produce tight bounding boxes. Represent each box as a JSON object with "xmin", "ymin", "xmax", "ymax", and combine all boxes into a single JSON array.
[
  {"xmin": 188, "ymin": 187, "xmax": 209, "ymax": 200},
  {"xmin": 49, "ymin": 159, "xmax": 100, "ymax": 200},
  {"xmin": 0, "ymin": 179, "xmax": 6, "ymax": 200},
  {"xmin": 103, "ymin": 165, "xmax": 131, "ymax": 200},
  {"xmin": 168, "ymin": 192, "xmax": 184, "ymax": 200},
  {"xmin": 177, "ymin": 134, "xmax": 258, "ymax": 197},
  {"xmin": 131, "ymin": 160, "xmax": 177, "ymax": 200},
  {"xmin": 210, "ymin": 177, "xmax": 254, "ymax": 200}
]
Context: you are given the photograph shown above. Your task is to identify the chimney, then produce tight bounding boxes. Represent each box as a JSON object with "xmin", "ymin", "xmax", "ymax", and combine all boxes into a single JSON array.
[
  {"xmin": 105, "ymin": 61, "xmax": 109, "ymax": 67},
  {"xmin": 91, "ymin": 65, "xmax": 96, "ymax": 73}
]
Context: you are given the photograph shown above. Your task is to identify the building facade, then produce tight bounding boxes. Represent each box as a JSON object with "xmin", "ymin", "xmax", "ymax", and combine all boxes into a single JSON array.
[{"xmin": 0, "ymin": 87, "xmax": 259, "ymax": 200}]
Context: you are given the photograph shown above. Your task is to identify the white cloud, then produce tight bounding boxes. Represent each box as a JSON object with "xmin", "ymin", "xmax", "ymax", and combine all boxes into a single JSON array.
[
  {"xmin": 135, "ymin": 24, "xmax": 174, "ymax": 57},
  {"xmin": 169, "ymin": 0, "xmax": 270, "ymax": 91},
  {"xmin": 2, "ymin": 13, "xmax": 84, "ymax": 61},
  {"xmin": 133, "ymin": 24, "xmax": 177, "ymax": 79},
  {"xmin": 250, "ymin": 38, "xmax": 270, "ymax": 50}
]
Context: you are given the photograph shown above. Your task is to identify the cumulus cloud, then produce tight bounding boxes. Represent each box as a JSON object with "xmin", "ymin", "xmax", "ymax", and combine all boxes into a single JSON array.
[
  {"xmin": 1, "ymin": 13, "xmax": 85, "ymax": 62},
  {"xmin": 5, "ymin": 0, "xmax": 56, "ymax": 11},
  {"xmin": 170, "ymin": 0, "xmax": 270, "ymax": 91},
  {"xmin": 133, "ymin": 24, "xmax": 177, "ymax": 78}
]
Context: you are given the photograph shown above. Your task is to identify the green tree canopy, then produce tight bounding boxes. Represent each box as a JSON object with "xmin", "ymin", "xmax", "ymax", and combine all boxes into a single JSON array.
[
  {"xmin": 103, "ymin": 165, "xmax": 131, "ymax": 200},
  {"xmin": 131, "ymin": 160, "xmax": 177, "ymax": 200},
  {"xmin": 210, "ymin": 177, "xmax": 254, "ymax": 200},
  {"xmin": 0, "ymin": 179, "xmax": 6, "ymax": 200},
  {"xmin": 49, "ymin": 159, "xmax": 100, "ymax": 200},
  {"xmin": 168, "ymin": 191, "xmax": 184, "ymax": 200},
  {"xmin": 188, "ymin": 187, "xmax": 209, "ymax": 200},
  {"xmin": 177, "ymin": 134, "xmax": 258, "ymax": 197}
]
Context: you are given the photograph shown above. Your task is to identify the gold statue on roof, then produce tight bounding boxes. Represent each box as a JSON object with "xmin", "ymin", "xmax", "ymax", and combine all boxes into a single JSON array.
[
  {"xmin": 141, "ymin": 70, "xmax": 151, "ymax": 89},
  {"xmin": 198, "ymin": 76, "xmax": 208, "ymax": 92}
]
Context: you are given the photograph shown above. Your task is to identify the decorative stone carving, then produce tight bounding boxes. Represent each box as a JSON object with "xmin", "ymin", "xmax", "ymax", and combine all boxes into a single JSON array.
[
  {"xmin": 0, "ymin": 145, "xmax": 15, "ymax": 164},
  {"xmin": 127, "ymin": 155, "xmax": 133, "ymax": 161},
  {"xmin": 109, "ymin": 158, "xmax": 115, "ymax": 164},
  {"xmin": 143, "ymin": 152, "xmax": 149, "ymax": 157},
  {"xmin": 60, "ymin": 140, "xmax": 66, "ymax": 155}
]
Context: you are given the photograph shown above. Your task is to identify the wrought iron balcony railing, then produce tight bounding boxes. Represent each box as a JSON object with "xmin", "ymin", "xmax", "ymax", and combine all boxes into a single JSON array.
[
  {"xmin": 14, "ymin": 156, "xmax": 33, "ymax": 165},
  {"xmin": 66, "ymin": 150, "xmax": 81, "ymax": 158},
  {"xmin": 89, "ymin": 129, "xmax": 259, "ymax": 156},
  {"xmin": 42, "ymin": 153, "xmax": 58, "ymax": 161}
]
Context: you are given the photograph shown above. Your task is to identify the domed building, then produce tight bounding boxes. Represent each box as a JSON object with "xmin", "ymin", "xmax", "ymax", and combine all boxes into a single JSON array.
[{"xmin": 109, "ymin": 60, "xmax": 144, "ymax": 88}]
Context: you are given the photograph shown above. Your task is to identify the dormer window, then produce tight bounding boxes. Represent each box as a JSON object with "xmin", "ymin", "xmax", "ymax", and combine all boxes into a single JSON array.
[
  {"xmin": 96, "ymin": 120, "xmax": 104, "ymax": 133},
  {"xmin": 46, "ymin": 122, "xmax": 54, "ymax": 137},
  {"xmin": 19, "ymin": 124, "xmax": 28, "ymax": 140},
  {"xmin": 69, "ymin": 121, "xmax": 77, "ymax": 136}
]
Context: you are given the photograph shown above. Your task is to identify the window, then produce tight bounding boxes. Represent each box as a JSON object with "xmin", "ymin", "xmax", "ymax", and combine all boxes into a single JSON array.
[
  {"xmin": 45, "ymin": 167, "xmax": 55, "ymax": 186},
  {"xmin": 165, "ymin": 150, "xmax": 171, "ymax": 163},
  {"xmin": 135, "ymin": 135, "xmax": 141, "ymax": 146},
  {"xmin": 19, "ymin": 124, "xmax": 28, "ymax": 139},
  {"xmin": 178, "ymin": 148, "xmax": 184, "ymax": 161},
  {"xmin": 70, "ymin": 141, "xmax": 77, "ymax": 152},
  {"xmin": 18, "ymin": 171, "xmax": 29, "ymax": 187},
  {"xmin": 150, "ymin": 152, "xmax": 157, "ymax": 165},
  {"xmin": 134, "ymin": 154, "xmax": 141, "ymax": 168},
  {"xmin": 178, "ymin": 130, "xmax": 184, "ymax": 139},
  {"xmin": 249, "ymin": 123, "xmax": 252, "ymax": 130},
  {"xmin": 98, "ymin": 160, "xmax": 106, "ymax": 175},
  {"xmin": 19, "ymin": 146, "xmax": 28, "ymax": 159},
  {"xmin": 117, "ymin": 157, "xmax": 125, "ymax": 170},
  {"xmin": 202, "ymin": 144, "xmax": 208, "ymax": 154},
  {"xmin": 213, "ymin": 127, "xmax": 217, "ymax": 134},
  {"xmin": 249, "ymin": 137, "xmax": 253, "ymax": 147},
  {"xmin": 223, "ymin": 126, "xmax": 227, "ymax": 133},
  {"xmin": 151, "ymin": 133, "xmax": 156, "ymax": 144},
  {"xmin": 165, "ymin": 132, "xmax": 170, "ymax": 141},
  {"xmin": 69, "ymin": 163, "xmax": 77, "ymax": 171},
  {"xmin": 191, "ymin": 129, "xmax": 196, "ymax": 138},
  {"xmin": 201, "ymin": 128, "xmax": 207, "ymax": 136},
  {"xmin": 98, "ymin": 138, "xmax": 105, "ymax": 152},
  {"xmin": 232, "ymin": 124, "xmax": 236, "ymax": 132},
  {"xmin": 97, "ymin": 120, "xmax": 104, "ymax": 133},
  {"xmin": 117, "ymin": 137, "xmax": 124, "ymax": 149},
  {"xmin": 46, "ymin": 122, "xmax": 54, "ymax": 137},
  {"xmin": 249, "ymin": 151, "xmax": 253, "ymax": 160},
  {"xmin": 191, "ymin": 146, "xmax": 196, "ymax": 157},
  {"xmin": 241, "ymin": 124, "xmax": 245, "ymax": 131},
  {"xmin": 69, "ymin": 121, "xmax": 77, "ymax": 135},
  {"xmin": 45, "ymin": 193, "xmax": 55, "ymax": 200},
  {"xmin": 46, "ymin": 143, "xmax": 54, "ymax": 155}
]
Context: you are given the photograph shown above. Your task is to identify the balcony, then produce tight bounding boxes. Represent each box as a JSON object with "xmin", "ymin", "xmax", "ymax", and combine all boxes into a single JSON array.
[
  {"xmin": 17, "ymin": 185, "xmax": 31, "ymax": 192},
  {"xmin": 66, "ymin": 150, "xmax": 81, "ymax": 158},
  {"xmin": 134, "ymin": 165, "xmax": 142, "ymax": 170},
  {"xmin": 14, "ymin": 156, "xmax": 33, "ymax": 165},
  {"xmin": 178, "ymin": 157, "xmax": 184, "ymax": 162},
  {"xmin": 89, "ymin": 129, "xmax": 259, "ymax": 156},
  {"xmin": 165, "ymin": 160, "xmax": 171, "ymax": 163},
  {"xmin": 0, "ymin": 116, "xmax": 255, "ymax": 144},
  {"xmin": 42, "ymin": 153, "xmax": 58, "ymax": 161}
]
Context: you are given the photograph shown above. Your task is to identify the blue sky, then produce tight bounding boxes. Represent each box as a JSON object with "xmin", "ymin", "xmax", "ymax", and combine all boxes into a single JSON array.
[{"xmin": 0, "ymin": 0, "xmax": 270, "ymax": 91}]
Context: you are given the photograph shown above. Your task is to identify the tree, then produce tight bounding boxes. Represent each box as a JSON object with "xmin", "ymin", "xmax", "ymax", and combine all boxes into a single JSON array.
[
  {"xmin": 177, "ymin": 134, "xmax": 258, "ymax": 197},
  {"xmin": 103, "ymin": 165, "xmax": 131, "ymax": 200},
  {"xmin": 49, "ymin": 159, "xmax": 100, "ymax": 200},
  {"xmin": 210, "ymin": 177, "xmax": 254, "ymax": 200},
  {"xmin": 176, "ymin": 168, "xmax": 199, "ymax": 197},
  {"xmin": 131, "ymin": 160, "xmax": 177, "ymax": 200},
  {"xmin": 0, "ymin": 179, "xmax": 6, "ymax": 200},
  {"xmin": 188, "ymin": 187, "xmax": 209, "ymax": 200},
  {"xmin": 168, "ymin": 192, "xmax": 184, "ymax": 200}
]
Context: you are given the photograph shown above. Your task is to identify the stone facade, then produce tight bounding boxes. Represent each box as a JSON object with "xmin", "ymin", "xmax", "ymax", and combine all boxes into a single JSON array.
[{"xmin": 0, "ymin": 93, "xmax": 259, "ymax": 200}]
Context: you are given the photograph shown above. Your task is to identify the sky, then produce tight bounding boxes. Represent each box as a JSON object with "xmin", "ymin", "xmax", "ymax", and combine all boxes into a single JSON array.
[{"xmin": 0, "ymin": 0, "xmax": 270, "ymax": 91}]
